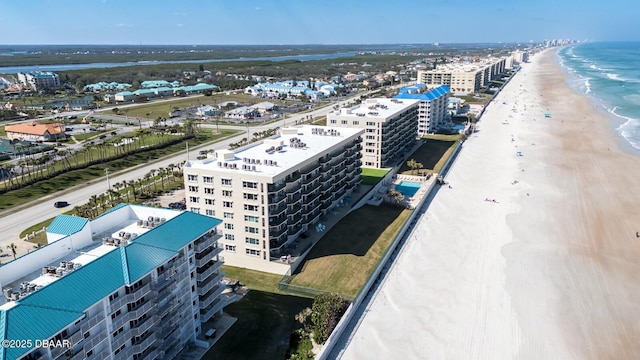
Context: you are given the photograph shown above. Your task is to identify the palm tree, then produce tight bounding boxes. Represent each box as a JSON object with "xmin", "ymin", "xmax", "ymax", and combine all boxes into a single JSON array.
[
  {"xmin": 406, "ymin": 159, "xmax": 423, "ymax": 175},
  {"xmin": 7, "ymin": 243, "xmax": 17, "ymax": 259}
]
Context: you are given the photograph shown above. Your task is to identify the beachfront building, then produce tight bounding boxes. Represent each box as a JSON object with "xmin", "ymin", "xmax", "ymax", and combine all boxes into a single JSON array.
[
  {"xmin": 83, "ymin": 82, "xmax": 132, "ymax": 93},
  {"xmin": 512, "ymin": 50, "xmax": 529, "ymax": 64},
  {"xmin": 4, "ymin": 121, "xmax": 65, "ymax": 142},
  {"xmin": 327, "ymin": 98, "xmax": 419, "ymax": 168},
  {"xmin": 244, "ymin": 80, "xmax": 326, "ymax": 101},
  {"xmin": 0, "ymin": 204, "xmax": 225, "ymax": 360},
  {"xmin": 17, "ymin": 71, "xmax": 60, "ymax": 92},
  {"xmin": 395, "ymin": 84, "xmax": 451, "ymax": 136},
  {"xmin": 417, "ymin": 57, "xmax": 507, "ymax": 94},
  {"xmin": 183, "ymin": 125, "xmax": 364, "ymax": 274}
]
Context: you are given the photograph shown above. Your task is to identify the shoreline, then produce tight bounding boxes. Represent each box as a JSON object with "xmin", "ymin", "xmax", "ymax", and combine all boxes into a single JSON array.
[
  {"xmin": 554, "ymin": 46, "xmax": 640, "ymax": 157},
  {"xmin": 336, "ymin": 47, "xmax": 640, "ymax": 359}
]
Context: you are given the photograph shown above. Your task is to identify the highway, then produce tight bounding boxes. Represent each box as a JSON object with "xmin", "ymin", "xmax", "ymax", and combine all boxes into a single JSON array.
[{"xmin": 0, "ymin": 90, "xmax": 379, "ymax": 258}]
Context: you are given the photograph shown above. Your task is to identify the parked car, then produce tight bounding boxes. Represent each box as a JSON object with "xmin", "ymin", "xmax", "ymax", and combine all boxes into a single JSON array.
[
  {"xmin": 54, "ymin": 201, "xmax": 69, "ymax": 208},
  {"xmin": 89, "ymin": 127, "xmax": 97, "ymax": 131},
  {"xmin": 65, "ymin": 127, "xmax": 73, "ymax": 131}
]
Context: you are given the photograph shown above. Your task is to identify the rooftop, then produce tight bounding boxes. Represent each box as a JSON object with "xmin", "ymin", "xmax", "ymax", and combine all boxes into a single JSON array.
[
  {"xmin": 185, "ymin": 125, "xmax": 364, "ymax": 178},
  {"xmin": 329, "ymin": 97, "xmax": 420, "ymax": 119},
  {"xmin": 395, "ymin": 85, "xmax": 450, "ymax": 101}
]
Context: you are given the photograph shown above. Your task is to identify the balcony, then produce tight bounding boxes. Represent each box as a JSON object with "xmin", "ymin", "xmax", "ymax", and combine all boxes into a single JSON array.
[
  {"xmin": 69, "ymin": 314, "xmax": 106, "ymax": 347},
  {"xmin": 267, "ymin": 181, "xmax": 286, "ymax": 193},
  {"xmin": 269, "ymin": 214, "xmax": 287, "ymax": 226},
  {"xmin": 288, "ymin": 203, "xmax": 302, "ymax": 216},
  {"xmin": 69, "ymin": 333, "xmax": 108, "ymax": 360},
  {"xmin": 288, "ymin": 213, "xmax": 302, "ymax": 227},
  {"xmin": 200, "ymin": 299, "xmax": 224, "ymax": 322},
  {"xmin": 129, "ymin": 314, "xmax": 157, "ymax": 338},
  {"xmin": 269, "ymin": 225, "xmax": 287, "ymax": 238},
  {"xmin": 197, "ymin": 271, "xmax": 225, "ymax": 296},
  {"xmin": 199, "ymin": 284, "xmax": 225, "ymax": 309},
  {"xmin": 286, "ymin": 171, "xmax": 301, "ymax": 183},
  {"xmin": 110, "ymin": 283, "xmax": 152, "ymax": 312},
  {"xmin": 195, "ymin": 234, "xmax": 220, "ymax": 253},
  {"xmin": 268, "ymin": 193, "xmax": 287, "ymax": 205},
  {"xmin": 196, "ymin": 260, "xmax": 223, "ymax": 282},
  {"xmin": 269, "ymin": 202, "xmax": 287, "ymax": 215},
  {"xmin": 288, "ymin": 192, "xmax": 302, "ymax": 204}
]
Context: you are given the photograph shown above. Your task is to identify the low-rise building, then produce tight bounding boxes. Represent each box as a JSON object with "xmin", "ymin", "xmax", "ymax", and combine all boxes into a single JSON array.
[
  {"xmin": 327, "ymin": 98, "xmax": 419, "ymax": 168},
  {"xmin": 17, "ymin": 71, "xmax": 60, "ymax": 92},
  {"xmin": 183, "ymin": 125, "xmax": 364, "ymax": 274},
  {"xmin": 5, "ymin": 121, "xmax": 65, "ymax": 142},
  {"xmin": 0, "ymin": 204, "xmax": 225, "ymax": 360}
]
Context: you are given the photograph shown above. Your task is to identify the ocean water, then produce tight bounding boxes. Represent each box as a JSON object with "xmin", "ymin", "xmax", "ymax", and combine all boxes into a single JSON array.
[{"xmin": 558, "ymin": 42, "xmax": 640, "ymax": 150}]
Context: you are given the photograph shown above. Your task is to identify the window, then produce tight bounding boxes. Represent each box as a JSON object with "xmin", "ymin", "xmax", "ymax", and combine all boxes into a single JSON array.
[
  {"xmin": 205, "ymin": 198, "xmax": 215, "ymax": 205},
  {"xmin": 187, "ymin": 174, "xmax": 198, "ymax": 181},
  {"xmin": 221, "ymin": 178, "xmax": 232, "ymax": 186},
  {"xmin": 341, "ymin": 120, "xmax": 347, "ymax": 125},
  {"xmin": 189, "ymin": 196, "xmax": 199, "ymax": 203},
  {"xmin": 191, "ymin": 207, "xmax": 200, "ymax": 214},
  {"xmin": 246, "ymin": 249, "xmax": 260, "ymax": 256},
  {"xmin": 352, "ymin": 121, "xmax": 360, "ymax": 125},
  {"xmin": 109, "ymin": 292, "xmax": 119, "ymax": 301},
  {"xmin": 222, "ymin": 190, "xmax": 233, "ymax": 197},
  {"xmin": 188, "ymin": 186, "xmax": 198, "ymax": 192},
  {"xmin": 224, "ymin": 223, "xmax": 234, "ymax": 230},
  {"xmin": 245, "ymin": 237, "xmax": 260, "ymax": 245},
  {"xmin": 110, "ymin": 309, "xmax": 122, "ymax": 320},
  {"xmin": 366, "ymin": 135, "xmax": 375, "ymax": 140},
  {"xmin": 244, "ymin": 204, "xmax": 259, "ymax": 211},
  {"xmin": 112, "ymin": 327, "xmax": 124, "ymax": 338},
  {"xmin": 204, "ymin": 187, "xmax": 215, "ymax": 195},
  {"xmin": 225, "ymin": 234, "xmax": 235, "ymax": 241},
  {"xmin": 245, "ymin": 226, "xmax": 259, "ymax": 234},
  {"xmin": 366, "ymin": 121, "xmax": 376, "ymax": 126},
  {"xmin": 243, "ymin": 181, "xmax": 258, "ymax": 189},
  {"xmin": 223, "ymin": 201, "xmax": 233, "ymax": 208},
  {"xmin": 223, "ymin": 212, "xmax": 234, "ymax": 219},
  {"xmin": 244, "ymin": 215, "xmax": 259, "ymax": 223},
  {"xmin": 225, "ymin": 245, "xmax": 236, "ymax": 252},
  {"xmin": 203, "ymin": 176, "xmax": 214, "ymax": 183},
  {"xmin": 243, "ymin": 193, "xmax": 258, "ymax": 200},
  {"xmin": 205, "ymin": 209, "xmax": 215, "ymax": 216},
  {"xmin": 366, "ymin": 142, "xmax": 376, "ymax": 147},
  {"xmin": 330, "ymin": 119, "xmax": 336, "ymax": 124}
]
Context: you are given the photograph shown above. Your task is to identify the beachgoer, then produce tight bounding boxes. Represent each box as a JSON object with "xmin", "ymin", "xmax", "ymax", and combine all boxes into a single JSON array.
[{"xmin": 637, "ymin": 232, "xmax": 639, "ymax": 238}]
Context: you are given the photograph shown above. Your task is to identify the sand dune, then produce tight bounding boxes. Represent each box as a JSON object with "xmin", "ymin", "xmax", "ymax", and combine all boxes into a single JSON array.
[{"xmin": 336, "ymin": 49, "xmax": 640, "ymax": 360}]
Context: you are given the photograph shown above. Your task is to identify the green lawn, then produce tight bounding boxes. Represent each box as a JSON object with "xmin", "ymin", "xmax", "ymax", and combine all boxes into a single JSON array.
[
  {"xmin": 286, "ymin": 204, "xmax": 411, "ymax": 299},
  {"xmin": 201, "ymin": 291, "xmax": 313, "ymax": 360},
  {"xmin": 360, "ymin": 167, "xmax": 389, "ymax": 185},
  {"xmin": 222, "ymin": 266, "xmax": 292, "ymax": 295},
  {"xmin": 400, "ymin": 135, "xmax": 462, "ymax": 175}
]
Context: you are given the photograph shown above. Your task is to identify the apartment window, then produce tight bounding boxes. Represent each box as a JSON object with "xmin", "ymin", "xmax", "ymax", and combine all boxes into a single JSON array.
[
  {"xmin": 243, "ymin": 181, "xmax": 258, "ymax": 189},
  {"xmin": 225, "ymin": 234, "xmax": 235, "ymax": 241},
  {"xmin": 191, "ymin": 207, "xmax": 200, "ymax": 214},
  {"xmin": 245, "ymin": 226, "xmax": 259, "ymax": 234},
  {"xmin": 365, "ymin": 128, "xmax": 376, "ymax": 133},
  {"xmin": 330, "ymin": 119, "xmax": 337, "ymax": 124},
  {"xmin": 225, "ymin": 245, "xmax": 236, "ymax": 252},
  {"xmin": 221, "ymin": 178, "xmax": 232, "ymax": 186},
  {"xmin": 205, "ymin": 198, "xmax": 215, "ymax": 205},
  {"xmin": 222, "ymin": 190, "xmax": 233, "ymax": 197},
  {"xmin": 245, "ymin": 237, "xmax": 260, "ymax": 245},
  {"xmin": 366, "ymin": 135, "xmax": 375, "ymax": 140},
  {"xmin": 223, "ymin": 212, "xmax": 234, "ymax": 219},
  {"xmin": 224, "ymin": 223, "xmax": 234, "ymax": 230},
  {"xmin": 246, "ymin": 249, "xmax": 260, "ymax": 256},
  {"xmin": 244, "ymin": 215, "xmax": 259, "ymax": 223},
  {"xmin": 188, "ymin": 186, "xmax": 198, "ymax": 192},
  {"xmin": 341, "ymin": 120, "xmax": 347, "ymax": 125},
  {"xmin": 223, "ymin": 201, "xmax": 233, "ymax": 208},
  {"xmin": 244, "ymin": 204, "xmax": 259, "ymax": 211},
  {"xmin": 366, "ymin": 121, "xmax": 376, "ymax": 126},
  {"xmin": 366, "ymin": 149, "xmax": 375, "ymax": 153},
  {"xmin": 187, "ymin": 174, "xmax": 198, "ymax": 181},
  {"xmin": 203, "ymin": 176, "xmax": 214, "ymax": 183},
  {"xmin": 205, "ymin": 209, "xmax": 215, "ymax": 216},
  {"xmin": 243, "ymin": 193, "xmax": 258, "ymax": 200},
  {"xmin": 352, "ymin": 121, "xmax": 360, "ymax": 125},
  {"xmin": 109, "ymin": 292, "xmax": 119, "ymax": 301},
  {"xmin": 189, "ymin": 196, "xmax": 199, "ymax": 203},
  {"xmin": 110, "ymin": 309, "xmax": 122, "ymax": 320},
  {"xmin": 112, "ymin": 327, "xmax": 124, "ymax": 338},
  {"xmin": 204, "ymin": 187, "xmax": 215, "ymax": 195},
  {"xmin": 366, "ymin": 142, "xmax": 376, "ymax": 147}
]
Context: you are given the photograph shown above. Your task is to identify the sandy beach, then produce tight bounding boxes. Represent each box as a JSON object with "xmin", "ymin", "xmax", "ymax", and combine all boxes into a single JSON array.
[{"xmin": 336, "ymin": 48, "xmax": 640, "ymax": 359}]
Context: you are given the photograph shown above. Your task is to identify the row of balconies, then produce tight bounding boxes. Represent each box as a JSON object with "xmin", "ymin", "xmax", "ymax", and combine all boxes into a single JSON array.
[
  {"xmin": 200, "ymin": 298, "xmax": 224, "ymax": 322},
  {"xmin": 112, "ymin": 300, "xmax": 157, "ymax": 331},
  {"xmin": 199, "ymin": 282, "xmax": 225, "ymax": 309},
  {"xmin": 196, "ymin": 259, "xmax": 223, "ymax": 282},
  {"xmin": 69, "ymin": 332, "xmax": 108, "ymax": 360},
  {"xmin": 68, "ymin": 314, "xmax": 105, "ymax": 347},
  {"xmin": 195, "ymin": 236, "xmax": 218, "ymax": 253},
  {"xmin": 110, "ymin": 282, "xmax": 152, "ymax": 312},
  {"xmin": 197, "ymin": 271, "xmax": 225, "ymax": 296}
]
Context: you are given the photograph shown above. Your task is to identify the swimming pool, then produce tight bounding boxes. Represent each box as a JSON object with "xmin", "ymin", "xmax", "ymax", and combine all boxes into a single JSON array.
[{"xmin": 395, "ymin": 181, "xmax": 421, "ymax": 197}]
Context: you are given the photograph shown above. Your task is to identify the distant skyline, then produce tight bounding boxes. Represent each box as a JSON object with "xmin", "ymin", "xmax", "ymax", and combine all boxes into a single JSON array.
[{"xmin": 2, "ymin": 0, "xmax": 637, "ymax": 45}]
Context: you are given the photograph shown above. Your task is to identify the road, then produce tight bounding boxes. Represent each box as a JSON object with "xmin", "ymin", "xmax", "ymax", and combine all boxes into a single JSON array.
[{"xmin": 0, "ymin": 89, "xmax": 386, "ymax": 258}]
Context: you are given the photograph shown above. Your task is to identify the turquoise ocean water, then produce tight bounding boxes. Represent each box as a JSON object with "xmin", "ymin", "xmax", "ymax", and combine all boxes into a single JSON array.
[{"xmin": 558, "ymin": 42, "xmax": 640, "ymax": 150}]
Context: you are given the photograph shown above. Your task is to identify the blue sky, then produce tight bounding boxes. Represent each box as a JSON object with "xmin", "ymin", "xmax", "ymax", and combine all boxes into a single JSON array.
[{"xmin": 2, "ymin": 0, "xmax": 637, "ymax": 45}]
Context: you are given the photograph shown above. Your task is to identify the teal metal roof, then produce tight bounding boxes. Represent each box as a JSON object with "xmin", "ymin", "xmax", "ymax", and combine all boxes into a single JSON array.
[
  {"xmin": 123, "ymin": 243, "xmax": 176, "ymax": 282},
  {"xmin": 1, "ymin": 306, "xmax": 83, "ymax": 360},
  {"xmin": 134, "ymin": 211, "xmax": 222, "ymax": 252},
  {"xmin": 46, "ymin": 215, "xmax": 89, "ymax": 236},
  {"xmin": 95, "ymin": 203, "xmax": 128, "ymax": 219},
  {"xmin": 0, "ymin": 207, "xmax": 222, "ymax": 359}
]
